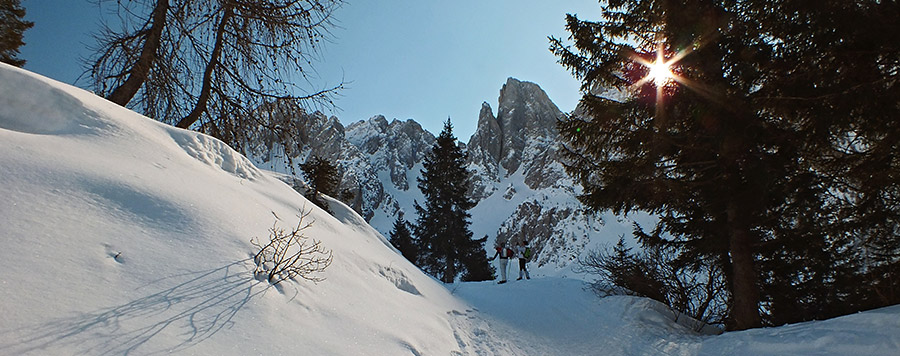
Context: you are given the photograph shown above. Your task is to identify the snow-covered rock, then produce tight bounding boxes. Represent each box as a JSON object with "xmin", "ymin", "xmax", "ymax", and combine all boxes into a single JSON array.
[{"xmin": 252, "ymin": 77, "xmax": 626, "ymax": 273}]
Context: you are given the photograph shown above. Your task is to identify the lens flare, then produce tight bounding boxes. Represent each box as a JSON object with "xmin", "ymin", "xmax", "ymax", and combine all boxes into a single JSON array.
[
  {"xmin": 633, "ymin": 44, "xmax": 680, "ymax": 90},
  {"xmin": 648, "ymin": 53, "xmax": 675, "ymax": 87}
]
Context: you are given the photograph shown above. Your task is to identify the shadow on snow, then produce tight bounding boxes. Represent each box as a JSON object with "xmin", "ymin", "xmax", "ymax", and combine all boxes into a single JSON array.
[{"xmin": 0, "ymin": 259, "xmax": 279, "ymax": 355}]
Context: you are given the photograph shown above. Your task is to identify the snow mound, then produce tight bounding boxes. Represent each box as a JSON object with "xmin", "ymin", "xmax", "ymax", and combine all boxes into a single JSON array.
[
  {"xmin": 0, "ymin": 63, "xmax": 472, "ymax": 355},
  {"xmin": 0, "ymin": 64, "xmax": 111, "ymax": 136},
  {"xmin": 378, "ymin": 265, "xmax": 422, "ymax": 295},
  {"xmin": 169, "ymin": 130, "xmax": 262, "ymax": 180}
]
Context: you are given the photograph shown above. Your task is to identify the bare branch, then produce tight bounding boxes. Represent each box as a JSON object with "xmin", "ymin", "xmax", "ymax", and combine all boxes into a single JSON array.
[{"xmin": 250, "ymin": 208, "xmax": 332, "ymax": 285}]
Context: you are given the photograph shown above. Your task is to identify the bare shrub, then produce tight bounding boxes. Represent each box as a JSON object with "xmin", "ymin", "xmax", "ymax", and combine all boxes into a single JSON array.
[
  {"xmin": 251, "ymin": 209, "xmax": 332, "ymax": 285},
  {"xmin": 577, "ymin": 236, "xmax": 728, "ymax": 331}
]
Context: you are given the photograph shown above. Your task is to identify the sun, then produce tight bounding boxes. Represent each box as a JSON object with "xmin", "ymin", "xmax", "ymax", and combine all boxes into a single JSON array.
[
  {"xmin": 627, "ymin": 41, "xmax": 695, "ymax": 118},
  {"xmin": 647, "ymin": 53, "xmax": 675, "ymax": 87},
  {"xmin": 631, "ymin": 43, "xmax": 685, "ymax": 91}
]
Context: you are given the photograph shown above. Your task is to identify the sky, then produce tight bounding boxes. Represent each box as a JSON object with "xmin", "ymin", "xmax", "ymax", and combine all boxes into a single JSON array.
[{"xmin": 18, "ymin": 0, "xmax": 602, "ymax": 140}]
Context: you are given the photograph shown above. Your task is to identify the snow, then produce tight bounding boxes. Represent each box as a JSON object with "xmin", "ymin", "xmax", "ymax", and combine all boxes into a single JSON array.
[{"xmin": 2, "ymin": 62, "xmax": 899, "ymax": 355}]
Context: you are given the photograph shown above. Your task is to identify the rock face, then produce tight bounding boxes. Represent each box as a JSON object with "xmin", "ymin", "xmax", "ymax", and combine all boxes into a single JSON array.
[
  {"xmin": 464, "ymin": 78, "xmax": 604, "ymax": 270},
  {"xmin": 249, "ymin": 78, "xmax": 611, "ymax": 273},
  {"xmin": 467, "ymin": 102, "xmax": 504, "ymax": 200},
  {"xmin": 494, "ymin": 77, "xmax": 565, "ymax": 177},
  {"xmin": 346, "ymin": 116, "xmax": 435, "ymax": 192},
  {"xmin": 466, "ymin": 78, "xmax": 569, "ymax": 200},
  {"xmin": 247, "ymin": 108, "xmax": 437, "ymax": 222},
  {"xmin": 247, "ymin": 109, "xmax": 389, "ymax": 221}
]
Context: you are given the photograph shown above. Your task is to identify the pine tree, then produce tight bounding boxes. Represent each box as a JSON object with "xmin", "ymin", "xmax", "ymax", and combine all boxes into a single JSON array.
[
  {"xmin": 300, "ymin": 155, "xmax": 340, "ymax": 214},
  {"xmin": 0, "ymin": 0, "xmax": 33, "ymax": 67},
  {"xmin": 413, "ymin": 119, "xmax": 491, "ymax": 283},
  {"xmin": 388, "ymin": 213, "xmax": 418, "ymax": 264},
  {"xmin": 460, "ymin": 234, "xmax": 495, "ymax": 282},
  {"xmin": 551, "ymin": 0, "xmax": 899, "ymax": 330}
]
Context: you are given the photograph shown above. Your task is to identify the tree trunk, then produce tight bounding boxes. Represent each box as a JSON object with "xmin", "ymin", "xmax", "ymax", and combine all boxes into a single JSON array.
[
  {"xmin": 106, "ymin": 0, "xmax": 169, "ymax": 106},
  {"xmin": 727, "ymin": 201, "xmax": 762, "ymax": 330},
  {"xmin": 176, "ymin": 2, "xmax": 234, "ymax": 129},
  {"xmin": 443, "ymin": 261, "xmax": 455, "ymax": 284}
]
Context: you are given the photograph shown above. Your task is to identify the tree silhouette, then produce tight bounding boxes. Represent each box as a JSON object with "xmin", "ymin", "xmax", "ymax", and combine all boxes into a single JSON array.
[
  {"xmin": 85, "ymin": 0, "xmax": 343, "ymax": 149},
  {"xmin": 388, "ymin": 213, "xmax": 418, "ymax": 264},
  {"xmin": 300, "ymin": 155, "xmax": 340, "ymax": 214},
  {"xmin": 413, "ymin": 119, "xmax": 491, "ymax": 283},
  {"xmin": 552, "ymin": 0, "xmax": 899, "ymax": 330},
  {"xmin": 0, "ymin": 0, "xmax": 33, "ymax": 67}
]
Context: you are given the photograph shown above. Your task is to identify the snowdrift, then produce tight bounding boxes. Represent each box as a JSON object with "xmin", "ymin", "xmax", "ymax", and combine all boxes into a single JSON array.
[{"xmin": 0, "ymin": 62, "xmax": 466, "ymax": 355}]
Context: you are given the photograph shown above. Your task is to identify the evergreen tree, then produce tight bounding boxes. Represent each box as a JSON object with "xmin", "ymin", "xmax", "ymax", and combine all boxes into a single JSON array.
[
  {"xmin": 460, "ymin": 234, "xmax": 495, "ymax": 282},
  {"xmin": 552, "ymin": 0, "xmax": 899, "ymax": 330},
  {"xmin": 0, "ymin": 0, "xmax": 33, "ymax": 67},
  {"xmin": 413, "ymin": 119, "xmax": 491, "ymax": 283},
  {"xmin": 388, "ymin": 213, "xmax": 418, "ymax": 264},
  {"xmin": 300, "ymin": 155, "xmax": 340, "ymax": 214}
]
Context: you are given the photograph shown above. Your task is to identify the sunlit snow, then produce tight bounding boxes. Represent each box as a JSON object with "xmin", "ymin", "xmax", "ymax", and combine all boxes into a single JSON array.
[{"xmin": 1, "ymin": 62, "xmax": 898, "ymax": 355}]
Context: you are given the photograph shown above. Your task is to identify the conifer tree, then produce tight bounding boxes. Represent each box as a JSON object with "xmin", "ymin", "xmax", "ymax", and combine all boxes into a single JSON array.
[
  {"xmin": 460, "ymin": 234, "xmax": 495, "ymax": 282},
  {"xmin": 300, "ymin": 155, "xmax": 340, "ymax": 214},
  {"xmin": 388, "ymin": 213, "xmax": 418, "ymax": 264},
  {"xmin": 0, "ymin": 0, "xmax": 33, "ymax": 67},
  {"xmin": 552, "ymin": 0, "xmax": 899, "ymax": 330},
  {"xmin": 413, "ymin": 119, "xmax": 491, "ymax": 283}
]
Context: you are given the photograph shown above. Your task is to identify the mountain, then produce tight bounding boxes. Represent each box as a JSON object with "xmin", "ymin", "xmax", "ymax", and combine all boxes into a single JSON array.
[
  {"xmin": 468, "ymin": 77, "xmax": 568, "ymax": 195},
  {"xmin": 246, "ymin": 77, "xmax": 649, "ymax": 274},
  {"xmin": 465, "ymin": 78, "xmax": 607, "ymax": 271},
  {"xmin": 248, "ymin": 108, "xmax": 405, "ymax": 222}
]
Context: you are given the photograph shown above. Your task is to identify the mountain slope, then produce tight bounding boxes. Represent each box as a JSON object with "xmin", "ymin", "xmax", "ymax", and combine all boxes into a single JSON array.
[
  {"xmin": 239, "ymin": 78, "xmax": 615, "ymax": 274},
  {"xmin": 0, "ymin": 63, "xmax": 469, "ymax": 355}
]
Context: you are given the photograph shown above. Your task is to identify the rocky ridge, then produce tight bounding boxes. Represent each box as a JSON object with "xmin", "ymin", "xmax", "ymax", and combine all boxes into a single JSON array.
[{"xmin": 249, "ymin": 78, "xmax": 613, "ymax": 273}]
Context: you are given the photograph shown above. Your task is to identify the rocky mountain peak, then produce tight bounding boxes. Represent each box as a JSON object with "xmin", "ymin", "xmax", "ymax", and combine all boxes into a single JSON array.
[
  {"xmin": 248, "ymin": 79, "xmax": 600, "ymax": 274},
  {"xmin": 347, "ymin": 116, "xmax": 435, "ymax": 191},
  {"xmin": 466, "ymin": 78, "xmax": 568, "ymax": 199}
]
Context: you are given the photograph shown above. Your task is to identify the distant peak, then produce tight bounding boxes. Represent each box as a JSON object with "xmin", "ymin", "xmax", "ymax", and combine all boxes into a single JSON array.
[{"xmin": 506, "ymin": 77, "xmax": 545, "ymax": 88}]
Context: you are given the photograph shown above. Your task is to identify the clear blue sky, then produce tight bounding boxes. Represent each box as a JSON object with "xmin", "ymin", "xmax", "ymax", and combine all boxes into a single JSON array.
[{"xmin": 19, "ymin": 0, "xmax": 602, "ymax": 140}]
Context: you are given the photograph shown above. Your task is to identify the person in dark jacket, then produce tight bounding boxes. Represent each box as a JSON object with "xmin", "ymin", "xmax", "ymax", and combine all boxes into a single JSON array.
[{"xmin": 515, "ymin": 240, "xmax": 531, "ymax": 280}]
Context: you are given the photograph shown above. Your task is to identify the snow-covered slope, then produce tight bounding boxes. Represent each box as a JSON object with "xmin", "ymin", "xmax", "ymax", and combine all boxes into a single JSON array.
[
  {"xmin": 2, "ymin": 63, "xmax": 898, "ymax": 356},
  {"xmin": 0, "ymin": 63, "xmax": 467, "ymax": 355}
]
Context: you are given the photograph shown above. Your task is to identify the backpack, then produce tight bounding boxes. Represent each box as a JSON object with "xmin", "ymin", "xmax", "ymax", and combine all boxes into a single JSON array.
[{"xmin": 524, "ymin": 247, "xmax": 532, "ymax": 260}]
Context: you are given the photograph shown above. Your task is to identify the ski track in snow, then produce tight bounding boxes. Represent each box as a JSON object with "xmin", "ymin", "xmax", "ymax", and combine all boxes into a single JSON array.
[{"xmin": 450, "ymin": 277, "xmax": 695, "ymax": 356}]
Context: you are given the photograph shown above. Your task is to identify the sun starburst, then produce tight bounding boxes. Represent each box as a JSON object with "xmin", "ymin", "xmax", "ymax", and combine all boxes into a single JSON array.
[
  {"xmin": 632, "ymin": 43, "xmax": 683, "ymax": 91},
  {"xmin": 626, "ymin": 41, "xmax": 695, "ymax": 119},
  {"xmin": 648, "ymin": 52, "xmax": 675, "ymax": 87}
]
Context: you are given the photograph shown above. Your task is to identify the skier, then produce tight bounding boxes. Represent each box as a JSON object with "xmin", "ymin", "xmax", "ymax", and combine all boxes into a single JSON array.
[
  {"xmin": 516, "ymin": 240, "xmax": 531, "ymax": 280},
  {"xmin": 490, "ymin": 241, "xmax": 513, "ymax": 284}
]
